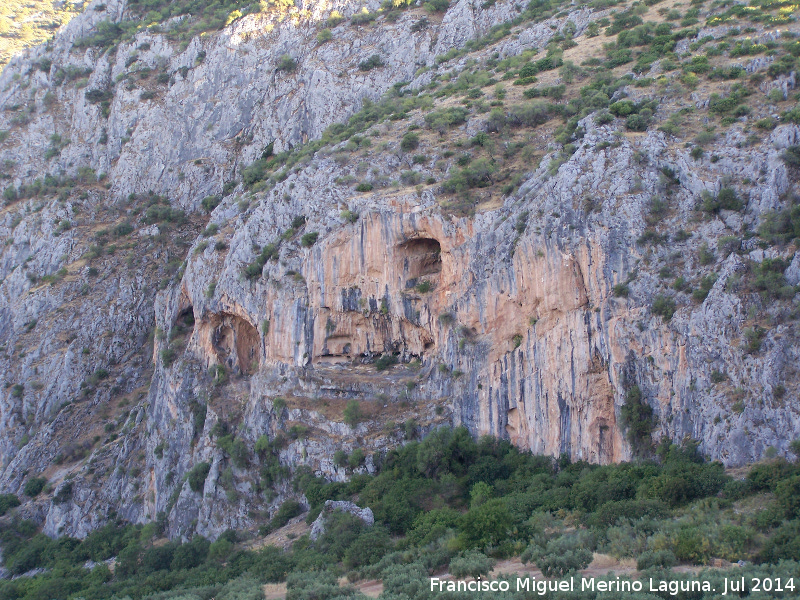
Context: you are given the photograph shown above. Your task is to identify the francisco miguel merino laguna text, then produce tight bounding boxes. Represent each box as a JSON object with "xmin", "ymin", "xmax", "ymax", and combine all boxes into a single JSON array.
[{"xmin": 429, "ymin": 575, "xmax": 793, "ymax": 596}]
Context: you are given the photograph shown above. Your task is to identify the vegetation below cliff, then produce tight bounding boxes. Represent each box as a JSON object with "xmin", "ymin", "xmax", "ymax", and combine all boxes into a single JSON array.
[
  {"xmin": 1, "ymin": 428, "xmax": 800, "ymax": 599},
  {"xmin": 2, "ymin": 0, "xmax": 800, "ymax": 569}
]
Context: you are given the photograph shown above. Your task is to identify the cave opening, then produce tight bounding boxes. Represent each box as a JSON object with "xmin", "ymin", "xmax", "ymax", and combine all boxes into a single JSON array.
[
  {"xmin": 212, "ymin": 314, "xmax": 260, "ymax": 375},
  {"xmin": 398, "ymin": 237, "xmax": 442, "ymax": 288},
  {"xmin": 171, "ymin": 307, "xmax": 195, "ymax": 342}
]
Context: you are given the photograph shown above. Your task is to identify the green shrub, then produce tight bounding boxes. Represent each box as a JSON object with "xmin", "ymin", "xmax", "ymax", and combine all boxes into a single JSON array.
[
  {"xmin": 301, "ymin": 232, "xmax": 319, "ymax": 247},
  {"xmin": 638, "ymin": 549, "xmax": 677, "ymax": 570},
  {"xmin": 758, "ymin": 204, "xmax": 800, "ymax": 244},
  {"xmin": 523, "ymin": 533, "xmax": 593, "ymax": 576},
  {"xmin": 191, "ymin": 401, "xmax": 207, "ymax": 434},
  {"xmin": 344, "ymin": 525, "xmax": 393, "ymax": 569},
  {"xmin": 343, "ymin": 400, "xmax": 364, "ymax": 427},
  {"xmin": 775, "ymin": 475, "xmax": 800, "ymax": 518},
  {"xmin": 348, "ymin": 448, "xmax": 365, "ymax": 469},
  {"xmin": 244, "ymin": 242, "xmax": 280, "ymax": 279},
  {"xmin": 717, "ymin": 188, "xmax": 743, "ymax": 211},
  {"xmin": 638, "ymin": 229, "xmax": 666, "ymax": 245},
  {"xmin": 207, "ymin": 538, "xmax": 233, "ymax": 563},
  {"xmin": 749, "ymin": 258, "xmax": 794, "ymax": 300},
  {"xmin": 53, "ymin": 482, "xmax": 73, "ymax": 505},
  {"xmin": 375, "ymin": 354, "xmax": 399, "ymax": 371},
  {"xmin": 605, "ymin": 47, "xmax": 633, "ymax": 67},
  {"xmin": 642, "ymin": 460, "xmax": 727, "ymax": 507},
  {"xmin": 160, "ymin": 346, "xmax": 177, "ymax": 367},
  {"xmin": 217, "ymin": 435, "xmax": 249, "ymax": 469},
  {"xmin": 113, "ymin": 222, "xmax": 134, "ymax": 237},
  {"xmin": 783, "ymin": 104, "xmax": 800, "ymax": 124},
  {"xmin": 449, "ymin": 550, "xmax": 496, "ymax": 578},
  {"xmin": 698, "ymin": 242, "xmax": 715, "ymax": 265},
  {"xmin": 272, "ymin": 500, "xmax": 304, "ymax": 529},
  {"xmin": 782, "ymin": 145, "xmax": 800, "ymax": 168},
  {"xmin": 609, "ymin": 100, "xmax": 636, "ymax": 117},
  {"xmin": 23, "ymin": 477, "xmax": 47, "ymax": 497},
  {"xmin": 692, "ymin": 274, "xmax": 717, "ymax": 302},
  {"xmin": 438, "ymin": 312, "xmax": 454, "ymax": 325},
  {"xmin": 277, "ymin": 54, "xmax": 297, "ymax": 72},
  {"xmin": 3, "ymin": 186, "xmax": 18, "ymax": 203},
  {"xmin": 254, "ymin": 435, "xmax": 273, "ymax": 458},
  {"xmin": 286, "ymin": 570, "xmax": 344, "ymax": 600},
  {"xmin": 289, "ymin": 424, "xmax": 309, "ymax": 440},
  {"xmin": 717, "ymin": 235, "xmax": 740, "ymax": 255},
  {"xmin": 625, "ymin": 112, "xmax": 650, "ymax": 131},
  {"xmin": 756, "ymin": 117, "xmax": 777, "ymax": 130},
  {"xmin": 400, "ymin": 132, "xmax": 419, "ymax": 151},
  {"xmin": 591, "ymin": 499, "xmax": 668, "ymax": 527},
  {"xmin": 673, "ymin": 229, "xmax": 691, "ymax": 242},
  {"xmin": 424, "ymin": 0, "xmax": 449, "ymax": 11},
  {"xmin": 290, "ymin": 214, "xmax": 306, "ymax": 228},
  {"xmin": 424, "ymin": 107, "xmax": 469, "ymax": 134},
  {"xmin": 620, "ymin": 385, "xmax": 655, "ymax": 456},
  {"xmin": 505, "ymin": 101, "xmax": 553, "ymax": 127},
  {"xmin": 406, "ymin": 508, "xmax": 460, "ymax": 546},
  {"xmin": 340, "ymin": 209, "xmax": 359, "ymax": 223},
  {"xmin": 0, "ymin": 494, "xmax": 20, "ymax": 516},
  {"xmin": 201, "ymin": 195, "xmax": 221, "ymax": 212},
  {"xmin": 143, "ymin": 205, "xmax": 187, "ymax": 225},
  {"xmin": 652, "ymin": 295, "xmax": 676, "ymax": 321},
  {"xmin": 458, "ymin": 498, "xmax": 512, "ymax": 548},
  {"xmin": 316, "ymin": 28, "xmax": 332, "ymax": 44},
  {"xmin": 187, "ymin": 462, "xmax": 211, "ymax": 492},
  {"xmin": 743, "ymin": 326, "xmax": 765, "ymax": 355},
  {"xmin": 612, "ymin": 283, "xmax": 629, "ymax": 297},
  {"xmin": 334, "ymin": 450, "xmax": 348, "ymax": 467},
  {"xmin": 359, "ymin": 55, "xmax": 384, "ymax": 71},
  {"xmin": 351, "ymin": 8, "xmax": 378, "ymax": 24},
  {"xmin": 760, "ymin": 519, "xmax": 800, "ymax": 562},
  {"xmin": 326, "ymin": 10, "xmax": 345, "ymax": 26},
  {"xmin": 709, "ymin": 92, "xmax": 741, "ymax": 114},
  {"xmin": 441, "ymin": 157, "xmax": 497, "ymax": 193},
  {"xmin": 85, "ymin": 87, "xmax": 113, "ymax": 103}
]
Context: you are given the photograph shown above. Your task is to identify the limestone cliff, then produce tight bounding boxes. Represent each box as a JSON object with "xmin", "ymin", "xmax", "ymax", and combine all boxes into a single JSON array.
[{"xmin": 0, "ymin": 0, "xmax": 799, "ymax": 540}]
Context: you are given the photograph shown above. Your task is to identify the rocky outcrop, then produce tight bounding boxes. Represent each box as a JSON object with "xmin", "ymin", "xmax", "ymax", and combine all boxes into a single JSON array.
[
  {"xmin": 0, "ymin": 0, "xmax": 799, "ymax": 542},
  {"xmin": 310, "ymin": 500, "xmax": 374, "ymax": 540}
]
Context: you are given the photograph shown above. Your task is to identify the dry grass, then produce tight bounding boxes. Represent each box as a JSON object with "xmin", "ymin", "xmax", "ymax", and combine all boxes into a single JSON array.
[
  {"xmin": 263, "ymin": 582, "xmax": 288, "ymax": 600},
  {"xmin": 249, "ymin": 516, "xmax": 310, "ymax": 552}
]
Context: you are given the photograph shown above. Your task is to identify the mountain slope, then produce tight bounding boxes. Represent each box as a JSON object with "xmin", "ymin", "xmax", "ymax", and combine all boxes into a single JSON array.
[{"xmin": 0, "ymin": 0, "xmax": 798, "ymax": 540}]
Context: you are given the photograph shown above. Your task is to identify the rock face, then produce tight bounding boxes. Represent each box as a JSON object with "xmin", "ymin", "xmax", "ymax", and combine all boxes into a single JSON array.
[
  {"xmin": 310, "ymin": 500, "xmax": 375, "ymax": 540},
  {"xmin": 0, "ymin": 0, "xmax": 799, "ymax": 541}
]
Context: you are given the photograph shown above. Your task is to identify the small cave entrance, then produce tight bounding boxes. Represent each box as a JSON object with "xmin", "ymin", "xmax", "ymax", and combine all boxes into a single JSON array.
[
  {"xmin": 212, "ymin": 314, "xmax": 260, "ymax": 375},
  {"xmin": 175, "ymin": 307, "xmax": 195, "ymax": 334},
  {"xmin": 398, "ymin": 238, "xmax": 442, "ymax": 289},
  {"xmin": 169, "ymin": 306, "xmax": 196, "ymax": 348}
]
